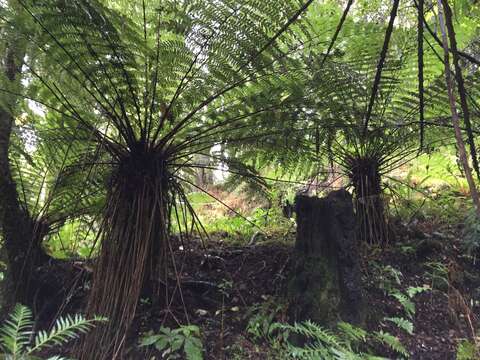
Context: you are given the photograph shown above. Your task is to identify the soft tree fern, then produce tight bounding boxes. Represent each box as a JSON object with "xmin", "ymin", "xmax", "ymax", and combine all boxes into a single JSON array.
[{"xmin": 4, "ymin": 0, "xmax": 316, "ymax": 358}]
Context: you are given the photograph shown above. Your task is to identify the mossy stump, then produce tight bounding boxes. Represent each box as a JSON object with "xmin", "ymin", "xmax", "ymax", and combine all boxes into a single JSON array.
[{"xmin": 289, "ymin": 189, "xmax": 364, "ymax": 326}]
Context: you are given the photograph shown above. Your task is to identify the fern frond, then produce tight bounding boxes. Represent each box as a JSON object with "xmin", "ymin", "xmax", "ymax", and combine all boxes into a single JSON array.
[
  {"xmin": 337, "ymin": 321, "xmax": 368, "ymax": 344},
  {"xmin": 374, "ymin": 330, "xmax": 409, "ymax": 358},
  {"xmin": 385, "ymin": 317, "xmax": 414, "ymax": 335},
  {"xmin": 29, "ymin": 314, "xmax": 106, "ymax": 353},
  {"xmin": 391, "ymin": 292, "xmax": 415, "ymax": 319},
  {"xmin": 0, "ymin": 304, "xmax": 33, "ymax": 356}
]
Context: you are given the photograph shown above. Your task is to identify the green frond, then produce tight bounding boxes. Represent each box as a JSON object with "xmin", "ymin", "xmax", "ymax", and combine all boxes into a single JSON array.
[
  {"xmin": 29, "ymin": 314, "xmax": 106, "ymax": 353},
  {"xmin": 385, "ymin": 317, "xmax": 414, "ymax": 335},
  {"xmin": 390, "ymin": 292, "xmax": 415, "ymax": 319},
  {"xmin": 374, "ymin": 330, "xmax": 409, "ymax": 358},
  {"xmin": 0, "ymin": 304, "xmax": 34, "ymax": 356}
]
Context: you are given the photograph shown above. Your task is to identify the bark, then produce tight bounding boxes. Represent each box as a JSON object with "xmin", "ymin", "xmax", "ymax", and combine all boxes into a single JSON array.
[
  {"xmin": 441, "ymin": 0, "xmax": 479, "ymax": 181},
  {"xmin": 77, "ymin": 151, "xmax": 170, "ymax": 359},
  {"xmin": 437, "ymin": 0, "xmax": 480, "ymax": 218},
  {"xmin": 289, "ymin": 189, "xmax": 364, "ymax": 326},
  {"xmin": 418, "ymin": 0, "xmax": 425, "ymax": 150},
  {"xmin": 0, "ymin": 33, "xmax": 50, "ymax": 314}
]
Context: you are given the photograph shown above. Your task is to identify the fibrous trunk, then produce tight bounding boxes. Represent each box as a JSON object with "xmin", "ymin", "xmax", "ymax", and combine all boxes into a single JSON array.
[
  {"xmin": 78, "ymin": 149, "xmax": 170, "ymax": 359},
  {"xmin": 350, "ymin": 157, "xmax": 388, "ymax": 244}
]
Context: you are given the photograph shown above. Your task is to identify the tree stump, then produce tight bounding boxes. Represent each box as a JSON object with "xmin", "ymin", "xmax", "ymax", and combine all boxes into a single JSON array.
[{"xmin": 289, "ymin": 189, "xmax": 364, "ymax": 326}]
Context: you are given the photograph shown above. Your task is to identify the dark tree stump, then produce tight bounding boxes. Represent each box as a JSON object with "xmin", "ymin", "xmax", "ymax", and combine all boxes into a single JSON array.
[{"xmin": 288, "ymin": 189, "xmax": 364, "ymax": 326}]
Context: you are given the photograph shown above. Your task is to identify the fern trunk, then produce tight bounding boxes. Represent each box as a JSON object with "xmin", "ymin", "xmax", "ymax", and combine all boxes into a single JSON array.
[
  {"xmin": 0, "ymin": 31, "xmax": 51, "ymax": 316},
  {"xmin": 77, "ymin": 148, "xmax": 170, "ymax": 359},
  {"xmin": 350, "ymin": 158, "xmax": 389, "ymax": 244}
]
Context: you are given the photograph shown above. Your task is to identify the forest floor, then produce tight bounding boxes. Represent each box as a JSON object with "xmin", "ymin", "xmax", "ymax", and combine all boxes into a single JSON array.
[{"xmin": 127, "ymin": 217, "xmax": 480, "ymax": 359}]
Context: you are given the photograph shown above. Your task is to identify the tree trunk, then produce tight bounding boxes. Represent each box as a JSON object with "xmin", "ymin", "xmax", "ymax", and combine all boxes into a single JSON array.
[
  {"xmin": 77, "ymin": 149, "xmax": 170, "ymax": 359},
  {"xmin": 289, "ymin": 189, "xmax": 364, "ymax": 326},
  {"xmin": 0, "ymin": 34, "xmax": 51, "ymax": 314},
  {"xmin": 350, "ymin": 156, "xmax": 389, "ymax": 244},
  {"xmin": 437, "ymin": 0, "xmax": 480, "ymax": 218}
]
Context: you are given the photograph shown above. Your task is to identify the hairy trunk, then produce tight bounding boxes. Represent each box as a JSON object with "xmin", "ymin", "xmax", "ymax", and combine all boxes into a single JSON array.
[
  {"xmin": 350, "ymin": 157, "xmax": 388, "ymax": 244},
  {"xmin": 78, "ymin": 149, "xmax": 170, "ymax": 359}
]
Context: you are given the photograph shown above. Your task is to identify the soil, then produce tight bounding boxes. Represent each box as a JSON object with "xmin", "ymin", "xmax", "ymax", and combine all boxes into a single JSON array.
[
  {"xmin": 42, "ymin": 221, "xmax": 480, "ymax": 359},
  {"xmin": 124, "ymin": 220, "xmax": 480, "ymax": 359}
]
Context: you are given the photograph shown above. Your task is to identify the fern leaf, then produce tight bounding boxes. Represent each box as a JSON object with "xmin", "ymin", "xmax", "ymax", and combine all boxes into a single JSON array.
[
  {"xmin": 374, "ymin": 330, "xmax": 409, "ymax": 358},
  {"xmin": 385, "ymin": 317, "xmax": 414, "ymax": 335},
  {"xmin": 0, "ymin": 304, "xmax": 34, "ymax": 356},
  {"xmin": 337, "ymin": 321, "xmax": 368, "ymax": 344},
  {"xmin": 391, "ymin": 292, "xmax": 415, "ymax": 319},
  {"xmin": 29, "ymin": 314, "xmax": 106, "ymax": 353}
]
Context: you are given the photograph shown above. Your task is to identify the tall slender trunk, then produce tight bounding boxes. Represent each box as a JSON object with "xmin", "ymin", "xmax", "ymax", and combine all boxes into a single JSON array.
[
  {"xmin": 437, "ymin": 0, "xmax": 480, "ymax": 217},
  {"xmin": 441, "ymin": 0, "xmax": 479, "ymax": 180},
  {"xmin": 0, "ymin": 25, "xmax": 50, "ymax": 314}
]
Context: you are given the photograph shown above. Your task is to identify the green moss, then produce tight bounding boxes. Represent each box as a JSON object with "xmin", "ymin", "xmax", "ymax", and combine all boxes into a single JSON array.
[{"xmin": 288, "ymin": 253, "xmax": 341, "ymax": 326}]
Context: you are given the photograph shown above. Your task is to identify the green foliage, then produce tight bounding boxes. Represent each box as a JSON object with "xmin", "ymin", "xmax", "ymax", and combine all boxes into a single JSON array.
[
  {"xmin": 196, "ymin": 194, "xmax": 293, "ymax": 244},
  {"xmin": 425, "ymin": 261, "xmax": 449, "ymax": 291},
  {"xmin": 387, "ymin": 150, "xmax": 471, "ymax": 225},
  {"xmin": 246, "ymin": 301, "xmax": 285, "ymax": 341},
  {"xmin": 371, "ymin": 262, "xmax": 429, "ymax": 321},
  {"xmin": 373, "ymin": 330, "xmax": 409, "ymax": 358},
  {"xmin": 271, "ymin": 320, "xmax": 364, "ymax": 359},
  {"xmin": 139, "ymin": 325, "xmax": 203, "ymax": 360},
  {"xmin": 390, "ymin": 293, "xmax": 415, "ymax": 320},
  {"xmin": 388, "ymin": 285, "xmax": 428, "ymax": 323},
  {"xmin": 371, "ymin": 262, "xmax": 429, "ymax": 338},
  {"xmin": 266, "ymin": 320, "xmax": 407, "ymax": 359},
  {"xmin": 384, "ymin": 317, "xmax": 413, "ymax": 335},
  {"xmin": 245, "ymin": 296, "xmax": 414, "ymax": 359},
  {"xmin": 0, "ymin": 304, "xmax": 105, "ymax": 359},
  {"xmin": 371, "ymin": 263, "xmax": 403, "ymax": 294},
  {"xmin": 463, "ymin": 207, "xmax": 480, "ymax": 256},
  {"xmin": 456, "ymin": 340, "xmax": 479, "ymax": 360}
]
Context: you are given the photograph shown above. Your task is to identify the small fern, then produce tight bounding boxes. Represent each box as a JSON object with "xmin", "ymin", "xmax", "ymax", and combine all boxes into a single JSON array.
[
  {"xmin": 406, "ymin": 285, "xmax": 429, "ymax": 298},
  {"xmin": 374, "ymin": 330, "xmax": 409, "ymax": 358},
  {"xmin": 269, "ymin": 320, "xmax": 396, "ymax": 359},
  {"xmin": 390, "ymin": 292, "xmax": 415, "ymax": 319},
  {"xmin": 385, "ymin": 317, "xmax": 414, "ymax": 335},
  {"xmin": 0, "ymin": 304, "xmax": 106, "ymax": 359},
  {"xmin": 337, "ymin": 321, "xmax": 368, "ymax": 343}
]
